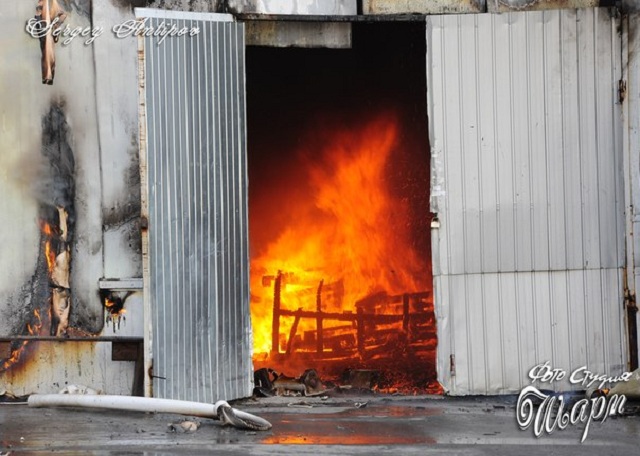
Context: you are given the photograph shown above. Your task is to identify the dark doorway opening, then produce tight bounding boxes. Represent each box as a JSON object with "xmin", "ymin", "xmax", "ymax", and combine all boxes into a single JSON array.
[{"xmin": 246, "ymin": 21, "xmax": 439, "ymax": 393}]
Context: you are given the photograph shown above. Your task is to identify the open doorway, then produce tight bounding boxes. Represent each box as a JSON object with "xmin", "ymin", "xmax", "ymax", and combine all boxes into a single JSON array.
[{"xmin": 246, "ymin": 21, "xmax": 439, "ymax": 393}]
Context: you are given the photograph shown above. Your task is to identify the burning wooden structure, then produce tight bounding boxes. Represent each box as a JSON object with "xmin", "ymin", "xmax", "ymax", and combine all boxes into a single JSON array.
[{"xmin": 268, "ymin": 272, "xmax": 435, "ymax": 362}]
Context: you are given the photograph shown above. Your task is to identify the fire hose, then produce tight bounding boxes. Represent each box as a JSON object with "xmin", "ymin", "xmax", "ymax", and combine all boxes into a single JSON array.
[{"xmin": 27, "ymin": 394, "xmax": 272, "ymax": 431}]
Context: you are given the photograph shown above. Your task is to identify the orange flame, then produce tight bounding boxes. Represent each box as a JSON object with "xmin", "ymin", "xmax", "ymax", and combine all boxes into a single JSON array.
[
  {"xmin": 1, "ymin": 309, "xmax": 43, "ymax": 371},
  {"xmin": 27, "ymin": 309, "xmax": 43, "ymax": 335},
  {"xmin": 250, "ymin": 115, "xmax": 428, "ymax": 355},
  {"xmin": 104, "ymin": 298, "xmax": 126, "ymax": 316},
  {"xmin": 1, "ymin": 341, "xmax": 28, "ymax": 371},
  {"xmin": 42, "ymin": 223, "xmax": 53, "ymax": 236},
  {"xmin": 1, "ymin": 216, "xmax": 67, "ymax": 372},
  {"xmin": 41, "ymin": 221, "xmax": 57, "ymax": 273},
  {"xmin": 45, "ymin": 240, "xmax": 56, "ymax": 273}
]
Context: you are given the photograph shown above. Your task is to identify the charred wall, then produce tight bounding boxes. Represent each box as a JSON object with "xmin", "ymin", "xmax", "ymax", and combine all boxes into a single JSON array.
[{"xmin": 0, "ymin": 0, "xmax": 143, "ymax": 394}]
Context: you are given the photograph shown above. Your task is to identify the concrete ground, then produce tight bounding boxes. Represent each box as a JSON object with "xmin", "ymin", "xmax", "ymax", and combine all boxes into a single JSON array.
[{"xmin": 0, "ymin": 395, "xmax": 638, "ymax": 455}]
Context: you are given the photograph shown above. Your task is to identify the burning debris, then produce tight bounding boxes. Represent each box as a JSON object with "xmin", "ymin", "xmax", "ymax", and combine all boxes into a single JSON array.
[
  {"xmin": 255, "ymin": 365, "xmax": 442, "ymax": 397},
  {"xmin": 249, "ymin": 117, "xmax": 436, "ymax": 391},
  {"xmin": 254, "ymin": 367, "xmax": 389, "ymax": 398},
  {"xmin": 269, "ymin": 272, "xmax": 434, "ymax": 360},
  {"xmin": 341, "ymin": 369, "xmax": 380, "ymax": 390},
  {"xmin": 254, "ymin": 368, "xmax": 328, "ymax": 397}
]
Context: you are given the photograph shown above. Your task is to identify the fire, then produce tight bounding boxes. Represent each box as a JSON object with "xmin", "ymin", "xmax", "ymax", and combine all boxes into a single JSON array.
[
  {"xmin": 0, "ymin": 341, "xmax": 28, "ymax": 371},
  {"xmin": 1, "ymin": 213, "xmax": 67, "ymax": 371},
  {"xmin": 104, "ymin": 298, "xmax": 126, "ymax": 317},
  {"xmin": 0, "ymin": 309, "xmax": 44, "ymax": 371},
  {"xmin": 104, "ymin": 296, "xmax": 127, "ymax": 330},
  {"xmin": 250, "ymin": 115, "xmax": 428, "ymax": 356},
  {"xmin": 27, "ymin": 309, "xmax": 43, "ymax": 335},
  {"xmin": 41, "ymin": 221, "xmax": 56, "ymax": 273},
  {"xmin": 42, "ymin": 222, "xmax": 53, "ymax": 236},
  {"xmin": 45, "ymin": 239, "xmax": 56, "ymax": 272}
]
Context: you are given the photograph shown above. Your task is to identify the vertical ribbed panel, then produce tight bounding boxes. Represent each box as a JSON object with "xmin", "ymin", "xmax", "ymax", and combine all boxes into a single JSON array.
[
  {"xmin": 143, "ymin": 13, "xmax": 252, "ymax": 401},
  {"xmin": 427, "ymin": 9, "xmax": 626, "ymax": 394}
]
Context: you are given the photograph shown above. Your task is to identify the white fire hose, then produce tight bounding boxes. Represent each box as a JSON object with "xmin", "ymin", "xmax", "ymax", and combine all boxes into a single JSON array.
[{"xmin": 27, "ymin": 394, "xmax": 272, "ymax": 431}]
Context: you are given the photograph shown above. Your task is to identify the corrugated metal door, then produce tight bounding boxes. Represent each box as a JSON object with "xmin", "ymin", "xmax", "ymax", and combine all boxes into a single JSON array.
[
  {"xmin": 427, "ymin": 8, "xmax": 626, "ymax": 394},
  {"xmin": 139, "ymin": 10, "xmax": 252, "ymax": 401}
]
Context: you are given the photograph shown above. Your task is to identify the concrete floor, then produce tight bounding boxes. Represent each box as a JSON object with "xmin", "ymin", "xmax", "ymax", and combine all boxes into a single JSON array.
[{"xmin": 0, "ymin": 395, "xmax": 638, "ymax": 455}]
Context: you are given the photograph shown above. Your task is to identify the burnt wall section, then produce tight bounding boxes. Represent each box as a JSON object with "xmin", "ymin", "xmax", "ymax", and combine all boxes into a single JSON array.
[
  {"xmin": 39, "ymin": 101, "xmax": 75, "ymax": 234},
  {"xmin": 0, "ymin": 0, "xmax": 143, "ymax": 393},
  {"xmin": 0, "ymin": 1, "xmax": 106, "ymax": 337},
  {"xmin": 40, "ymin": 101, "xmax": 75, "ymax": 336}
]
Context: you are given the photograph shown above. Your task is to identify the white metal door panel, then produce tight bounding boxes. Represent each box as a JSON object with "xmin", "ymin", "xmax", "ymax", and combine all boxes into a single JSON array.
[
  {"xmin": 139, "ymin": 9, "xmax": 253, "ymax": 401},
  {"xmin": 427, "ymin": 9, "xmax": 626, "ymax": 394}
]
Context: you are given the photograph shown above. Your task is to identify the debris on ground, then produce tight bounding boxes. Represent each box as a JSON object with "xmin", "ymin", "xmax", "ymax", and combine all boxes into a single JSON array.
[
  {"xmin": 301, "ymin": 369, "xmax": 326, "ymax": 396},
  {"xmin": 341, "ymin": 369, "xmax": 380, "ymax": 390},
  {"xmin": 253, "ymin": 368, "xmax": 329, "ymax": 397},
  {"xmin": 273, "ymin": 373, "xmax": 306, "ymax": 396},
  {"xmin": 0, "ymin": 390, "xmax": 30, "ymax": 403},
  {"xmin": 59, "ymin": 384, "xmax": 102, "ymax": 395},
  {"xmin": 168, "ymin": 419, "xmax": 201, "ymax": 433},
  {"xmin": 254, "ymin": 367, "xmax": 388, "ymax": 398},
  {"xmin": 253, "ymin": 368, "xmax": 277, "ymax": 397}
]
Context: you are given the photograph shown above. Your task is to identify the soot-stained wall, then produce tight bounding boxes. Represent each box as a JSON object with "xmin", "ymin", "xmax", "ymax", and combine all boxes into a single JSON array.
[{"xmin": 0, "ymin": 0, "xmax": 143, "ymax": 394}]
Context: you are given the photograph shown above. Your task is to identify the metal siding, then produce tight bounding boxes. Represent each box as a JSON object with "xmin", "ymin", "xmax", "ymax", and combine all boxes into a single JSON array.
[
  {"xmin": 488, "ymin": 0, "xmax": 599, "ymax": 13},
  {"xmin": 428, "ymin": 9, "xmax": 626, "ymax": 394},
  {"xmin": 494, "ymin": 13, "xmax": 518, "ymax": 273},
  {"xmin": 630, "ymin": 14, "xmax": 640, "ymax": 364},
  {"xmin": 143, "ymin": 14, "xmax": 252, "ymax": 401}
]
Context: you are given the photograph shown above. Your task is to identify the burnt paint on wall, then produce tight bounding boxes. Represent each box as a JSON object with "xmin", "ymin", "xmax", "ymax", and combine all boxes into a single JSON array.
[
  {"xmin": 39, "ymin": 100, "xmax": 76, "ymax": 239},
  {"xmin": 0, "ymin": 101, "xmax": 77, "ymax": 344},
  {"xmin": 102, "ymin": 134, "xmax": 141, "ymax": 229},
  {"xmin": 1, "ymin": 243, "xmax": 52, "ymax": 355},
  {"xmin": 102, "ymin": 133, "xmax": 143, "ymax": 269},
  {"xmin": 39, "ymin": 100, "xmax": 100, "ymax": 334}
]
